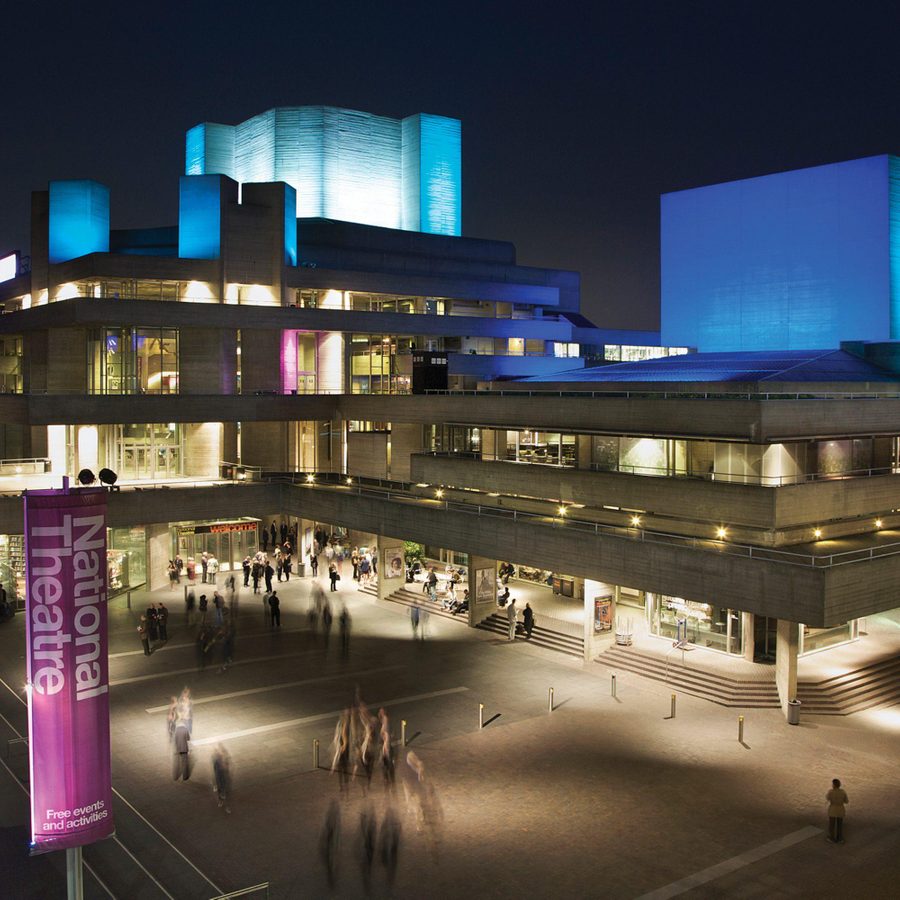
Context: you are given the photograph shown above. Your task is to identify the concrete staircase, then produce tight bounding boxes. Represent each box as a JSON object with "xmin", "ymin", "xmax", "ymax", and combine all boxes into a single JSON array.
[
  {"xmin": 476, "ymin": 612, "xmax": 585, "ymax": 659},
  {"xmin": 598, "ymin": 645, "xmax": 900, "ymax": 714},
  {"xmin": 372, "ymin": 583, "xmax": 471, "ymax": 626},
  {"xmin": 598, "ymin": 645, "xmax": 779, "ymax": 708},
  {"xmin": 796, "ymin": 655, "xmax": 900, "ymax": 715}
]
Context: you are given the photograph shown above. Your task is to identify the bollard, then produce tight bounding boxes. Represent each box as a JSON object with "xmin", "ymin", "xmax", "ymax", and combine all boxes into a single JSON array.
[
  {"xmin": 313, "ymin": 738, "xmax": 319, "ymax": 769},
  {"xmin": 670, "ymin": 693, "xmax": 676, "ymax": 718},
  {"xmin": 611, "ymin": 674, "xmax": 617, "ymax": 698},
  {"xmin": 548, "ymin": 687, "xmax": 554, "ymax": 713},
  {"xmin": 738, "ymin": 715, "xmax": 744, "ymax": 743},
  {"xmin": 401, "ymin": 719, "xmax": 407, "ymax": 747},
  {"xmin": 479, "ymin": 703, "xmax": 484, "ymax": 730}
]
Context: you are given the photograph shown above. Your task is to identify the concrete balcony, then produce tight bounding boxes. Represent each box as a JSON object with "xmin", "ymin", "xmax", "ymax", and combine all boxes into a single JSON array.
[
  {"xmin": 409, "ymin": 454, "xmax": 900, "ymax": 542},
  {"xmin": 2, "ymin": 476, "xmax": 897, "ymax": 627}
]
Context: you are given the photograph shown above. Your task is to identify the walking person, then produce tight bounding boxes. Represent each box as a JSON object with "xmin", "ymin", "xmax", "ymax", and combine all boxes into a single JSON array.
[
  {"xmin": 264, "ymin": 560, "xmax": 274, "ymax": 593},
  {"xmin": 242, "ymin": 556, "xmax": 251, "ymax": 587},
  {"xmin": 410, "ymin": 601, "xmax": 420, "ymax": 639},
  {"xmin": 198, "ymin": 593, "xmax": 208, "ymax": 624},
  {"xmin": 157, "ymin": 601, "xmax": 169, "ymax": 642},
  {"xmin": 186, "ymin": 589, "xmax": 196, "ymax": 625},
  {"xmin": 201, "ymin": 551, "xmax": 209, "ymax": 584},
  {"xmin": 212, "ymin": 744, "xmax": 232, "ymax": 813},
  {"xmin": 826, "ymin": 778, "xmax": 849, "ymax": 843},
  {"xmin": 207, "ymin": 555, "xmax": 219, "ymax": 586},
  {"xmin": 172, "ymin": 719, "xmax": 192, "ymax": 781},
  {"xmin": 309, "ymin": 549, "xmax": 318, "ymax": 577},
  {"xmin": 329, "ymin": 562, "xmax": 340, "ymax": 592},
  {"xmin": 283, "ymin": 552, "xmax": 292, "ymax": 582},
  {"xmin": 339, "ymin": 604, "xmax": 352, "ymax": 656},
  {"xmin": 276, "ymin": 551, "xmax": 283, "ymax": 583},
  {"xmin": 138, "ymin": 617, "xmax": 151, "ymax": 655},
  {"xmin": 166, "ymin": 696, "xmax": 178, "ymax": 740},
  {"xmin": 522, "ymin": 602, "xmax": 534, "ymax": 639},
  {"xmin": 506, "ymin": 598, "xmax": 518, "ymax": 641},
  {"xmin": 268, "ymin": 591, "xmax": 281, "ymax": 628},
  {"xmin": 322, "ymin": 600, "xmax": 333, "ymax": 648}
]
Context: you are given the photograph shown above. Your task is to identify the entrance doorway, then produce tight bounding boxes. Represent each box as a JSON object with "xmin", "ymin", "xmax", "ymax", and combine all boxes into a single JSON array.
[{"xmin": 753, "ymin": 615, "xmax": 778, "ymax": 662}]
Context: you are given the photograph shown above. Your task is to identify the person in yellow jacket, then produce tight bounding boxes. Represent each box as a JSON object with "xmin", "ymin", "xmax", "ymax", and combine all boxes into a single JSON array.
[{"xmin": 826, "ymin": 778, "xmax": 849, "ymax": 843}]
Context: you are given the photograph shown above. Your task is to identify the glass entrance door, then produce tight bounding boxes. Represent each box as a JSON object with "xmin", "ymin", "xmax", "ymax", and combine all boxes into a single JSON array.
[{"xmin": 753, "ymin": 616, "xmax": 778, "ymax": 662}]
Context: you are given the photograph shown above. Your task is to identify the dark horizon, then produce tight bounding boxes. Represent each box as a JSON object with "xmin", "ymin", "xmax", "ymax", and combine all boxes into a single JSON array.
[{"xmin": 3, "ymin": 2, "xmax": 900, "ymax": 331}]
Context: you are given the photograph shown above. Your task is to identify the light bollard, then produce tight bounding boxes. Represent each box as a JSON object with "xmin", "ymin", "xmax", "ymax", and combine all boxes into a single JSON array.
[
  {"xmin": 548, "ymin": 687, "xmax": 554, "ymax": 712},
  {"xmin": 401, "ymin": 719, "xmax": 407, "ymax": 747},
  {"xmin": 670, "ymin": 693, "xmax": 677, "ymax": 718},
  {"xmin": 313, "ymin": 738, "xmax": 319, "ymax": 769},
  {"xmin": 479, "ymin": 703, "xmax": 484, "ymax": 730},
  {"xmin": 611, "ymin": 674, "xmax": 617, "ymax": 698},
  {"xmin": 738, "ymin": 715, "xmax": 744, "ymax": 743}
]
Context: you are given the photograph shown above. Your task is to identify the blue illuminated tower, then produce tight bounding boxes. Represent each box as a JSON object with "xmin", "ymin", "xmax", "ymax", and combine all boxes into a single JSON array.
[{"xmin": 185, "ymin": 106, "xmax": 462, "ymax": 236}]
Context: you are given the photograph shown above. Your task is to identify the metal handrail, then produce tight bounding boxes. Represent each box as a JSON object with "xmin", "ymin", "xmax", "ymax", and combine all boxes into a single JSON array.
[{"xmin": 415, "ymin": 451, "xmax": 899, "ymax": 486}]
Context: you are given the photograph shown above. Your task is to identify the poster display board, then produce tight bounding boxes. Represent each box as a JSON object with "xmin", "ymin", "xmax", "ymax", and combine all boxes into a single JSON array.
[
  {"xmin": 384, "ymin": 546, "xmax": 404, "ymax": 579},
  {"xmin": 24, "ymin": 486, "xmax": 114, "ymax": 853},
  {"xmin": 593, "ymin": 596, "xmax": 613, "ymax": 634}
]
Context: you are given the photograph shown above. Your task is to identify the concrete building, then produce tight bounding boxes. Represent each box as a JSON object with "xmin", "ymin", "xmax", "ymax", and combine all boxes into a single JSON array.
[{"xmin": 2, "ymin": 116, "xmax": 898, "ymax": 718}]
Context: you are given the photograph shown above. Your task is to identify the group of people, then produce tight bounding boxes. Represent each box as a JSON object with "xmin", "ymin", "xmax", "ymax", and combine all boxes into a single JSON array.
[
  {"xmin": 137, "ymin": 601, "xmax": 170, "ymax": 654},
  {"xmin": 262, "ymin": 519, "xmax": 297, "ymax": 554},
  {"xmin": 503, "ymin": 597, "xmax": 535, "ymax": 641},
  {"xmin": 167, "ymin": 552, "xmax": 220, "ymax": 588}
]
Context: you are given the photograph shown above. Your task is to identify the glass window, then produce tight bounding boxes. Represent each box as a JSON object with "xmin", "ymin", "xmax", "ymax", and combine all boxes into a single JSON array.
[
  {"xmin": 88, "ymin": 327, "xmax": 179, "ymax": 394},
  {"xmin": 649, "ymin": 594, "xmax": 742, "ymax": 655},
  {"xmin": 0, "ymin": 335, "xmax": 24, "ymax": 393}
]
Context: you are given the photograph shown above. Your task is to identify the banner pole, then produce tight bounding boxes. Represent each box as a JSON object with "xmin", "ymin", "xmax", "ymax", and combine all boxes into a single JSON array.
[{"xmin": 66, "ymin": 846, "xmax": 84, "ymax": 900}]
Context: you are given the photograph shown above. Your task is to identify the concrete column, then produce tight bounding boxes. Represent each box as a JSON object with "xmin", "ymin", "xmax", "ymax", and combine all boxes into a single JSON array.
[
  {"xmin": 146, "ymin": 523, "xmax": 171, "ymax": 591},
  {"xmin": 179, "ymin": 328, "xmax": 236, "ymax": 395},
  {"xmin": 775, "ymin": 619, "xmax": 799, "ymax": 716},
  {"xmin": 742, "ymin": 611, "xmax": 755, "ymax": 661},
  {"xmin": 377, "ymin": 539, "xmax": 405, "ymax": 602},
  {"xmin": 47, "ymin": 328, "xmax": 87, "ymax": 393},
  {"xmin": 241, "ymin": 422, "xmax": 288, "ymax": 471},
  {"xmin": 184, "ymin": 423, "xmax": 223, "ymax": 477},
  {"xmin": 240, "ymin": 329, "xmax": 282, "ymax": 393},
  {"xmin": 576, "ymin": 435, "xmax": 592, "ymax": 470},
  {"xmin": 468, "ymin": 555, "xmax": 497, "ymax": 627}
]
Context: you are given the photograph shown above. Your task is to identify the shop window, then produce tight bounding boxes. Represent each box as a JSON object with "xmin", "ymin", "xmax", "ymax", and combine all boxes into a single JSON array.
[
  {"xmin": 800, "ymin": 621, "xmax": 858, "ymax": 655},
  {"xmin": 649, "ymin": 594, "xmax": 742, "ymax": 655},
  {"xmin": 0, "ymin": 335, "xmax": 23, "ymax": 393}
]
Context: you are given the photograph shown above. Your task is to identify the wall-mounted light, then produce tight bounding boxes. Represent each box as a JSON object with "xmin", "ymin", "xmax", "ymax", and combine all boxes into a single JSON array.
[
  {"xmin": 716, "ymin": 526, "xmax": 728, "ymax": 540},
  {"xmin": 306, "ymin": 473, "xmax": 315, "ymax": 483},
  {"xmin": 813, "ymin": 528, "xmax": 822, "ymax": 539},
  {"xmin": 631, "ymin": 515, "xmax": 642, "ymax": 527},
  {"xmin": 875, "ymin": 518, "xmax": 883, "ymax": 529},
  {"xmin": 346, "ymin": 477, "xmax": 353, "ymax": 485},
  {"xmin": 557, "ymin": 505, "xmax": 567, "ymax": 517},
  {"xmin": 435, "ymin": 488, "xmax": 444, "ymax": 499}
]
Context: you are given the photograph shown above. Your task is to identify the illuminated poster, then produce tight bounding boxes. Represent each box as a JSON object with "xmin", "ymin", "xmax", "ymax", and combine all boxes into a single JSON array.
[
  {"xmin": 594, "ymin": 596, "xmax": 613, "ymax": 634},
  {"xmin": 385, "ymin": 546, "xmax": 404, "ymax": 579},
  {"xmin": 24, "ymin": 486, "xmax": 114, "ymax": 853}
]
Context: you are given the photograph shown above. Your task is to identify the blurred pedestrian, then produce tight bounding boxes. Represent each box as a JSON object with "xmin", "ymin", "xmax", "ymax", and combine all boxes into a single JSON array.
[
  {"xmin": 166, "ymin": 696, "xmax": 178, "ymax": 740},
  {"xmin": 185, "ymin": 589, "xmax": 196, "ymax": 625},
  {"xmin": 212, "ymin": 744, "xmax": 232, "ymax": 813},
  {"xmin": 379, "ymin": 708, "xmax": 395, "ymax": 788},
  {"xmin": 172, "ymin": 720, "xmax": 192, "ymax": 781},
  {"xmin": 320, "ymin": 799, "xmax": 342, "ymax": 888},
  {"xmin": 198, "ymin": 593, "xmax": 208, "ymax": 624},
  {"xmin": 826, "ymin": 778, "xmax": 849, "ymax": 843},
  {"xmin": 358, "ymin": 803, "xmax": 377, "ymax": 891},
  {"xmin": 322, "ymin": 600, "xmax": 333, "ymax": 648},
  {"xmin": 410, "ymin": 601, "xmax": 420, "ymax": 639},
  {"xmin": 379, "ymin": 801, "xmax": 401, "ymax": 885},
  {"xmin": 158, "ymin": 601, "xmax": 169, "ymax": 642},
  {"xmin": 339, "ymin": 604, "xmax": 351, "ymax": 656}
]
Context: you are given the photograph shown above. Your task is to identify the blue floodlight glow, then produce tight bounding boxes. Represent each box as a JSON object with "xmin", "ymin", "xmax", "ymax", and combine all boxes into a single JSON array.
[
  {"xmin": 178, "ymin": 175, "xmax": 222, "ymax": 260},
  {"xmin": 186, "ymin": 106, "xmax": 461, "ymax": 236},
  {"xmin": 402, "ymin": 114, "xmax": 461, "ymax": 236},
  {"xmin": 283, "ymin": 183, "xmax": 297, "ymax": 266},
  {"xmin": 48, "ymin": 180, "xmax": 110, "ymax": 264},
  {"xmin": 661, "ymin": 156, "xmax": 893, "ymax": 351}
]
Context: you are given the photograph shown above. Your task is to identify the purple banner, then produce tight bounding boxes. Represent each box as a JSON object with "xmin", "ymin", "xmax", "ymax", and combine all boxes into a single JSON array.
[{"xmin": 24, "ymin": 487, "xmax": 114, "ymax": 853}]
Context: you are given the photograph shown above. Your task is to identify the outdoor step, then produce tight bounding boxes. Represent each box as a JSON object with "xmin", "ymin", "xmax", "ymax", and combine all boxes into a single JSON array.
[
  {"xmin": 597, "ymin": 646, "xmax": 780, "ymax": 707},
  {"xmin": 476, "ymin": 613, "xmax": 584, "ymax": 658}
]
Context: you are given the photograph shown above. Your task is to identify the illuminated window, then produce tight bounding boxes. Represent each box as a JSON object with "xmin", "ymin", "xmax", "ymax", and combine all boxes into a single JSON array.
[{"xmin": 88, "ymin": 328, "xmax": 179, "ymax": 394}]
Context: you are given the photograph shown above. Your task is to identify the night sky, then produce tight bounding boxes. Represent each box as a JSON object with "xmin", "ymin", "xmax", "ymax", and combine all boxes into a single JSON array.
[{"xmin": 3, "ymin": 2, "xmax": 900, "ymax": 330}]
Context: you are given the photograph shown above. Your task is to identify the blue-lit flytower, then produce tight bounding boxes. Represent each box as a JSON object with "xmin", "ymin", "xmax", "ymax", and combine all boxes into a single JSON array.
[
  {"xmin": 178, "ymin": 175, "xmax": 229, "ymax": 259},
  {"xmin": 186, "ymin": 106, "xmax": 462, "ymax": 236},
  {"xmin": 48, "ymin": 180, "xmax": 109, "ymax": 264},
  {"xmin": 661, "ymin": 155, "xmax": 898, "ymax": 351}
]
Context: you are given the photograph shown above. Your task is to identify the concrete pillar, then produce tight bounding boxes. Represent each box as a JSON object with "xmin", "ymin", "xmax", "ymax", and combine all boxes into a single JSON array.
[
  {"xmin": 184, "ymin": 423, "xmax": 223, "ymax": 477},
  {"xmin": 47, "ymin": 328, "xmax": 87, "ymax": 393},
  {"xmin": 576, "ymin": 435, "xmax": 592, "ymax": 470},
  {"xmin": 742, "ymin": 611, "xmax": 755, "ymax": 661},
  {"xmin": 240, "ymin": 329, "xmax": 282, "ymax": 393},
  {"xmin": 241, "ymin": 422, "xmax": 288, "ymax": 470},
  {"xmin": 468, "ymin": 555, "xmax": 497, "ymax": 627},
  {"xmin": 775, "ymin": 619, "xmax": 799, "ymax": 716},
  {"xmin": 146, "ymin": 523, "xmax": 171, "ymax": 591},
  {"xmin": 179, "ymin": 328, "xmax": 237, "ymax": 394},
  {"xmin": 377, "ymin": 539, "xmax": 405, "ymax": 602},
  {"xmin": 584, "ymin": 579, "xmax": 617, "ymax": 662}
]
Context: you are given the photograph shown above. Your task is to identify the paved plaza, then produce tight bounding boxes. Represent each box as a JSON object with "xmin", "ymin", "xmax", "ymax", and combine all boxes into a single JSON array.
[{"xmin": 2, "ymin": 571, "xmax": 899, "ymax": 899}]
